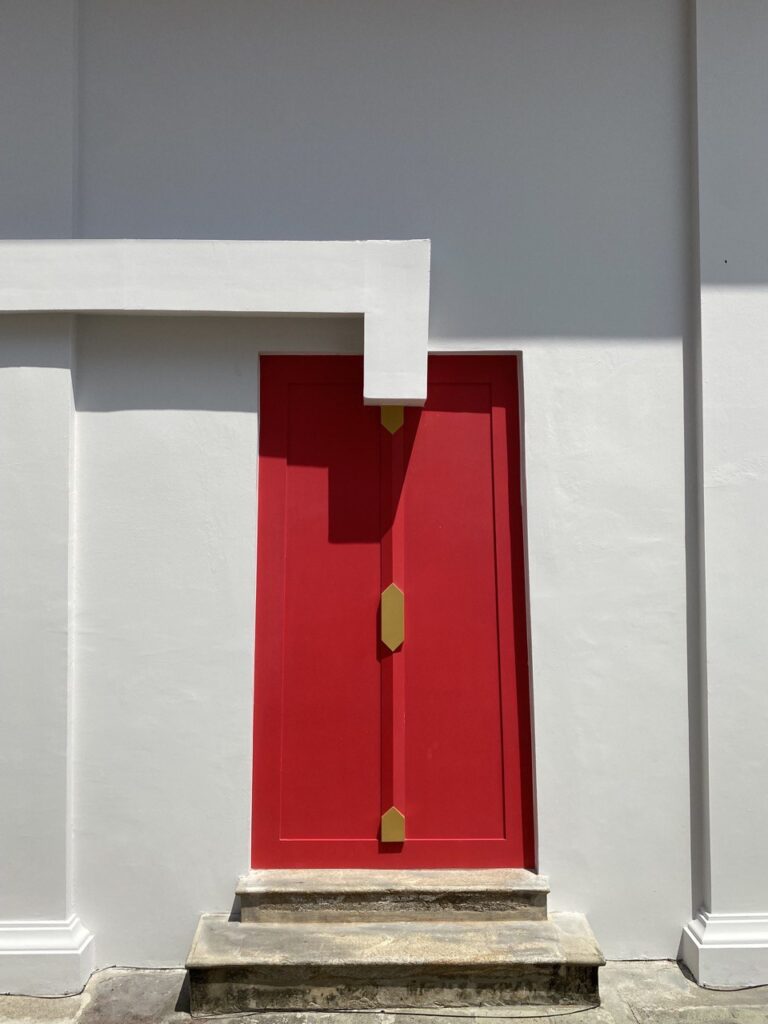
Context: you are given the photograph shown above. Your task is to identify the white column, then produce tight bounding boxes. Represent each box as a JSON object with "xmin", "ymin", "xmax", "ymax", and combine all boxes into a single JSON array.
[
  {"xmin": 682, "ymin": 0, "xmax": 768, "ymax": 987},
  {"xmin": 0, "ymin": 316, "xmax": 93, "ymax": 994}
]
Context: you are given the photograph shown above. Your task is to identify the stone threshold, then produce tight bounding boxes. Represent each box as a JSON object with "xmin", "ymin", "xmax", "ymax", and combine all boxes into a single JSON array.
[{"xmin": 237, "ymin": 870, "xmax": 549, "ymax": 923}]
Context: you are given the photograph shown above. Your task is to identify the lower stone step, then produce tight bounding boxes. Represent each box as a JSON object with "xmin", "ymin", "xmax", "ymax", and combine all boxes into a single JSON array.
[
  {"xmin": 186, "ymin": 912, "xmax": 603, "ymax": 1016},
  {"xmin": 237, "ymin": 868, "xmax": 549, "ymax": 922}
]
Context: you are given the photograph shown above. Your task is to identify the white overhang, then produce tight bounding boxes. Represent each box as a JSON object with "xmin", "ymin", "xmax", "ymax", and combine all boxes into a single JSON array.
[{"xmin": 0, "ymin": 239, "xmax": 431, "ymax": 405}]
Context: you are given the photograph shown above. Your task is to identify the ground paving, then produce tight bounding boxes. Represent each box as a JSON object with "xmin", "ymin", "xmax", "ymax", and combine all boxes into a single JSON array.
[{"xmin": 2, "ymin": 962, "xmax": 768, "ymax": 1024}]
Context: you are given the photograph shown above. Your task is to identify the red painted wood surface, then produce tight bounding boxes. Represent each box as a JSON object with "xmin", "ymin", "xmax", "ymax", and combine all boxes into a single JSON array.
[
  {"xmin": 380, "ymin": 411, "xmax": 407, "ymax": 829},
  {"xmin": 252, "ymin": 355, "xmax": 534, "ymax": 867}
]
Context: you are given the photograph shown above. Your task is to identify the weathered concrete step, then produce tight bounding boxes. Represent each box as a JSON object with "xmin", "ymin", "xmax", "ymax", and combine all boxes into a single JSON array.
[
  {"xmin": 237, "ymin": 869, "xmax": 549, "ymax": 922},
  {"xmin": 186, "ymin": 912, "xmax": 603, "ymax": 1016}
]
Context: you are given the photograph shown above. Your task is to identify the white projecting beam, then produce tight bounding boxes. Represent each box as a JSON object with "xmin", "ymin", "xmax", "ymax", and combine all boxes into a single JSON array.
[{"xmin": 0, "ymin": 239, "xmax": 431, "ymax": 405}]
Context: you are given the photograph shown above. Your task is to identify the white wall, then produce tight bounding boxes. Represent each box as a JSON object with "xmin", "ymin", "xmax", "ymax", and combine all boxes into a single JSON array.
[
  {"xmin": 434, "ymin": 338, "xmax": 690, "ymax": 958},
  {"xmin": 0, "ymin": 316, "xmax": 94, "ymax": 993},
  {"xmin": 0, "ymin": 317, "xmax": 71, "ymax": 922},
  {"xmin": 69, "ymin": 315, "xmax": 689, "ymax": 967},
  {"xmin": 73, "ymin": 315, "xmax": 362, "ymax": 967},
  {"xmin": 697, "ymin": 2, "xmax": 768, "ymax": 908},
  {"xmin": 680, "ymin": 0, "xmax": 768, "ymax": 986},
  {"xmin": 0, "ymin": 0, "xmax": 696, "ymax": 978}
]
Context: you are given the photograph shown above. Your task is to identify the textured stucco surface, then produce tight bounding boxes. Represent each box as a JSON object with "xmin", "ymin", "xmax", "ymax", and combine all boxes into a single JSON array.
[{"xmin": 0, "ymin": 0, "xmax": 697, "ymax": 978}]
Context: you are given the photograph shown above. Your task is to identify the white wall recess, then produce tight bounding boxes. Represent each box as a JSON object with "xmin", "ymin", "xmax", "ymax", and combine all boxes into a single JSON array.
[{"xmin": 0, "ymin": 239, "xmax": 431, "ymax": 405}]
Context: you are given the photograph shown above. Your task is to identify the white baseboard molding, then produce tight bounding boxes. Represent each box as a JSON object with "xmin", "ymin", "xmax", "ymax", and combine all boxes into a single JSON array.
[
  {"xmin": 0, "ymin": 916, "xmax": 94, "ymax": 996},
  {"xmin": 681, "ymin": 910, "xmax": 768, "ymax": 988}
]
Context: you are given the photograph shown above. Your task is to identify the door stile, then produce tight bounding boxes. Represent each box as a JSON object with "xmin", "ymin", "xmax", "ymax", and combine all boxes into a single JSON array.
[
  {"xmin": 252, "ymin": 369, "xmax": 290, "ymax": 860},
  {"xmin": 490, "ymin": 373, "xmax": 535, "ymax": 867},
  {"xmin": 380, "ymin": 407, "xmax": 407, "ymax": 843}
]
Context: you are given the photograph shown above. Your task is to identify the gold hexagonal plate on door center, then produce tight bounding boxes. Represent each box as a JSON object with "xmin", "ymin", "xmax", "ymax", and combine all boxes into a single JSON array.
[{"xmin": 380, "ymin": 583, "xmax": 404, "ymax": 651}]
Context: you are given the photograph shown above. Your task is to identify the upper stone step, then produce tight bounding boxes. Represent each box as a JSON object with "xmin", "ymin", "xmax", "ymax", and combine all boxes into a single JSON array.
[
  {"xmin": 237, "ymin": 868, "xmax": 549, "ymax": 922},
  {"xmin": 186, "ymin": 911, "xmax": 603, "ymax": 1016}
]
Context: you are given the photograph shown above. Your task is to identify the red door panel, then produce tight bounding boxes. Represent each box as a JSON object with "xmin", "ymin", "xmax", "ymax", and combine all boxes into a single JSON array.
[
  {"xmin": 281, "ymin": 381, "xmax": 382, "ymax": 840},
  {"xmin": 252, "ymin": 355, "xmax": 534, "ymax": 868},
  {"xmin": 404, "ymin": 381, "xmax": 506, "ymax": 841}
]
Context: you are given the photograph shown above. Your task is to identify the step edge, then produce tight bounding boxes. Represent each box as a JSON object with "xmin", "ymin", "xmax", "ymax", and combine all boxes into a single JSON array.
[
  {"xmin": 185, "ymin": 913, "xmax": 604, "ymax": 971},
  {"xmin": 237, "ymin": 869, "xmax": 550, "ymax": 896}
]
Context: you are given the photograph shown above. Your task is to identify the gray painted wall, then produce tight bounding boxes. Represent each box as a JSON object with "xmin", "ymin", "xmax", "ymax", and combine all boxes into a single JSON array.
[
  {"xmin": 0, "ymin": 1, "xmax": 76, "ymax": 235},
  {"xmin": 2, "ymin": 0, "xmax": 689, "ymax": 344}
]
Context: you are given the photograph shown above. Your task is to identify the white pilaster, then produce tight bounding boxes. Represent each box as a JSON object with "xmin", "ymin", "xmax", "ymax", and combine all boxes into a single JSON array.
[
  {"xmin": 682, "ymin": 0, "xmax": 768, "ymax": 988},
  {"xmin": 0, "ymin": 316, "xmax": 93, "ymax": 995}
]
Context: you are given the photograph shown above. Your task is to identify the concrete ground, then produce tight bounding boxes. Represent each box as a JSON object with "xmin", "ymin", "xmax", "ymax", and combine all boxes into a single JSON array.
[{"xmin": 1, "ymin": 962, "xmax": 768, "ymax": 1024}]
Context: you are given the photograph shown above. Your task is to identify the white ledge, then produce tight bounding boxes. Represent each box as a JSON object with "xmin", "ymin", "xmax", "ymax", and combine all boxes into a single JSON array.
[{"xmin": 0, "ymin": 239, "xmax": 431, "ymax": 405}]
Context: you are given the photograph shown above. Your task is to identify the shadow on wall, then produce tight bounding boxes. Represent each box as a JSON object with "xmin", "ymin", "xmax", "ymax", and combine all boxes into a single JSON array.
[
  {"xmin": 74, "ymin": 315, "xmax": 363, "ymax": 412},
  {"xmin": 71, "ymin": 0, "xmax": 693, "ymax": 340},
  {"xmin": 0, "ymin": 315, "xmax": 73, "ymax": 369}
]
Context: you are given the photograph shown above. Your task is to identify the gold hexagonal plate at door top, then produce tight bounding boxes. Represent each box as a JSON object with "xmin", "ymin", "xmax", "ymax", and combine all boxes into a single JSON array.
[
  {"xmin": 380, "ymin": 405, "xmax": 404, "ymax": 434},
  {"xmin": 380, "ymin": 583, "xmax": 404, "ymax": 651},
  {"xmin": 380, "ymin": 806, "xmax": 406, "ymax": 843}
]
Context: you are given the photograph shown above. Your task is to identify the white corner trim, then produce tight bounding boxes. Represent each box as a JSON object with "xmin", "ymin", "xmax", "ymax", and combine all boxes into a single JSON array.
[
  {"xmin": 681, "ymin": 910, "xmax": 768, "ymax": 988},
  {"xmin": 0, "ymin": 916, "xmax": 94, "ymax": 996},
  {"xmin": 0, "ymin": 239, "xmax": 430, "ymax": 405}
]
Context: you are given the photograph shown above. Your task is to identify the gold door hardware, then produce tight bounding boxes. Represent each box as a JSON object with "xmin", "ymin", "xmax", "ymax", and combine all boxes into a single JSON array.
[
  {"xmin": 380, "ymin": 805, "xmax": 406, "ymax": 843},
  {"xmin": 380, "ymin": 405, "xmax": 404, "ymax": 435},
  {"xmin": 380, "ymin": 583, "xmax": 404, "ymax": 651}
]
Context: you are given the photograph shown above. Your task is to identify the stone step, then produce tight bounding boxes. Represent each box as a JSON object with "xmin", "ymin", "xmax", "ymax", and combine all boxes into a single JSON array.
[
  {"xmin": 186, "ymin": 912, "xmax": 603, "ymax": 1016},
  {"xmin": 237, "ymin": 868, "xmax": 549, "ymax": 922}
]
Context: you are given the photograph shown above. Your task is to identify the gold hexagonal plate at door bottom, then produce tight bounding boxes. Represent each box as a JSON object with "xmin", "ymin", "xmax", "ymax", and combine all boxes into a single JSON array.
[{"xmin": 380, "ymin": 806, "xmax": 406, "ymax": 843}]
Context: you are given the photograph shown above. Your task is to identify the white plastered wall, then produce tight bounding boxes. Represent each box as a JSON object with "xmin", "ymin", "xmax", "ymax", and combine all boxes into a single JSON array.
[
  {"xmin": 0, "ymin": 316, "xmax": 94, "ymax": 994},
  {"xmin": 72, "ymin": 315, "xmax": 363, "ymax": 967},
  {"xmin": 435, "ymin": 337, "xmax": 690, "ymax": 959},
  {"xmin": 63, "ymin": 314, "xmax": 688, "ymax": 970},
  {"xmin": 0, "ymin": 0, "xmax": 700, "ymax": 990},
  {"xmin": 679, "ymin": 0, "xmax": 768, "ymax": 987}
]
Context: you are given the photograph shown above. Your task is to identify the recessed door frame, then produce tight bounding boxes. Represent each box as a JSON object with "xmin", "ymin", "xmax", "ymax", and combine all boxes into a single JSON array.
[{"xmin": 252, "ymin": 353, "xmax": 535, "ymax": 869}]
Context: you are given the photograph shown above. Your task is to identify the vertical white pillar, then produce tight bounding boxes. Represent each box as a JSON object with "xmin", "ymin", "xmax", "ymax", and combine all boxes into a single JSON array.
[
  {"xmin": 682, "ymin": 0, "xmax": 768, "ymax": 987},
  {"xmin": 0, "ymin": 316, "xmax": 93, "ymax": 994}
]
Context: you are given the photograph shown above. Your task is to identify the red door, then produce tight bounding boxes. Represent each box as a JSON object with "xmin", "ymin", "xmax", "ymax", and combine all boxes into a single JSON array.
[{"xmin": 252, "ymin": 355, "xmax": 534, "ymax": 868}]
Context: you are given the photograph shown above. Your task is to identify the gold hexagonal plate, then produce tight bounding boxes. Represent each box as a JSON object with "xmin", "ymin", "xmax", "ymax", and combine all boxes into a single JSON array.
[
  {"xmin": 381, "ymin": 806, "xmax": 406, "ymax": 843},
  {"xmin": 380, "ymin": 405, "xmax": 404, "ymax": 434},
  {"xmin": 381, "ymin": 583, "xmax": 404, "ymax": 651}
]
